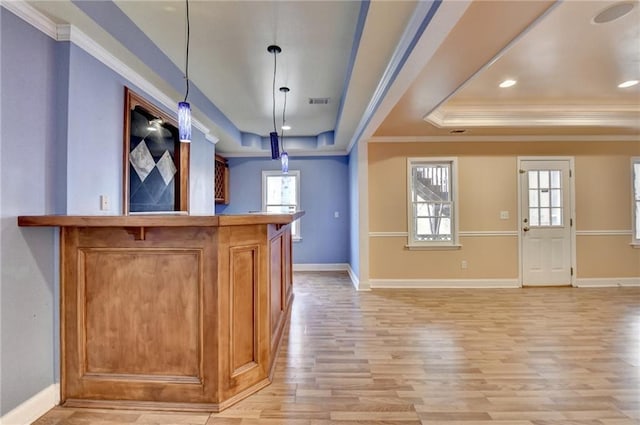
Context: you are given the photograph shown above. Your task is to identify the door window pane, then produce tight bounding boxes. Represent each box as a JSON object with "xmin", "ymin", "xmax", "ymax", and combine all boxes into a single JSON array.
[
  {"xmin": 528, "ymin": 171, "xmax": 538, "ymax": 189},
  {"xmin": 529, "ymin": 208, "xmax": 539, "ymax": 226},
  {"xmin": 551, "ymin": 208, "xmax": 562, "ymax": 226},
  {"xmin": 550, "ymin": 171, "xmax": 561, "ymax": 188},
  {"xmin": 540, "ymin": 208, "xmax": 550, "ymax": 226},
  {"xmin": 551, "ymin": 189, "xmax": 561, "ymax": 207},
  {"xmin": 527, "ymin": 168, "xmax": 563, "ymax": 227},
  {"xmin": 540, "ymin": 190, "xmax": 550, "ymax": 207},
  {"xmin": 529, "ymin": 190, "xmax": 539, "ymax": 207},
  {"xmin": 539, "ymin": 171, "xmax": 549, "ymax": 189}
]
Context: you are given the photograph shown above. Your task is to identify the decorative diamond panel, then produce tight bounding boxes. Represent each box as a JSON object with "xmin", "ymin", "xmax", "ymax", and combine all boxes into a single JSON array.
[
  {"xmin": 130, "ymin": 140, "xmax": 155, "ymax": 182},
  {"xmin": 157, "ymin": 151, "xmax": 177, "ymax": 185}
]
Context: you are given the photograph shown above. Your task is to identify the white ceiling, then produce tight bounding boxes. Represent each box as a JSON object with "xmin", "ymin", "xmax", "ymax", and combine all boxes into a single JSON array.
[
  {"xmin": 23, "ymin": 0, "xmax": 640, "ymax": 152},
  {"xmin": 114, "ymin": 0, "xmax": 361, "ymax": 138},
  {"xmin": 374, "ymin": 0, "xmax": 640, "ymax": 138}
]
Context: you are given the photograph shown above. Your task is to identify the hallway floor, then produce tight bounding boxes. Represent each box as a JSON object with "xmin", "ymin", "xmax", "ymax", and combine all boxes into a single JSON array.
[{"xmin": 34, "ymin": 272, "xmax": 640, "ymax": 424}]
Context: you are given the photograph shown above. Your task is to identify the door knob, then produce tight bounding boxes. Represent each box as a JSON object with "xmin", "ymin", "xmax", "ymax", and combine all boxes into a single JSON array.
[{"xmin": 523, "ymin": 226, "xmax": 530, "ymax": 232}]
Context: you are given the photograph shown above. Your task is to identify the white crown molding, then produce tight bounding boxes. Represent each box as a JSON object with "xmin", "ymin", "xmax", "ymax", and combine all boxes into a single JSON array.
[
  {"xmin": 346, "ymin": 1, "xmax": 443, "ymax": 154},
  {"xmin": 1, "ymin": 0, "xmax": 57, "ymax": 39},
  {"xmin": 1, "ymin": 383, "xmax": 60, "ymax": 425},
  {"xmin": 575, "ymin": 277, "xmax": 640, "ymax": 287},
  {"xmin": 369, "ymin": 134, "xmax": 640, "ymax": 143},
  {"xmin": 222, "ymin": 149, "xmax": 348, "ymax": 158},
  {"xmin": 3, "ymin": 1, "xmax": 219, "ymax": 145},
  {"xmin": 59, "ymin": 25, "xmax": 210, "ymax": 136},
  {"xmin": 425, "ymin": 108, "xmax": 445, "ymax": 127},
  {"xmin": 369, "ymin": 278, "xmax": 520, "ymax": 289},
  {"xmin": 425, "ymin": 104, "xmax": 640, "ymax": 129}
]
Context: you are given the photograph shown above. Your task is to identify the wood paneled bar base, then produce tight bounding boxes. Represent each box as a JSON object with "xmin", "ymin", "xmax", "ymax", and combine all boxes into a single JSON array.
[{"xmin": 18, "ymin": 212, "xmax": 303, "ymax": 412}]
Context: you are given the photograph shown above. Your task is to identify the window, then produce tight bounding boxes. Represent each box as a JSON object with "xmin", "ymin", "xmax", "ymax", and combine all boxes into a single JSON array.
[
  {"xmin": 527, "ymin": 170, "xmax": 563, "ymax": 227},
  {"xmin": 262, "ymin": 170, "xmax": 301, "ymax": 240},
  {"xmin": 633, "ymin": 158, "xmax": 640, "ymax": 246},
  {"xmin": 407, "ymin": 158, "xmax": 459, "ymax": 248}
]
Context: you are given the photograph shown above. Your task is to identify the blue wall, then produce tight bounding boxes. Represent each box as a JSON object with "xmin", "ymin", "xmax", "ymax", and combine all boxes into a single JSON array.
[
  {"xmin": 217, "ymin": 156, "xmax": 350, "ymax": 264},
  {"xmin": 1, "ymin": 8, "xmax": 57, "ymax": 415},
  {"xmin": 348, "ymin": 145, "xmax": 359, "ymax": 277},
  {"xmin": 0, "ymin": 8, "xmax": 217, "ymax": 416},
  {"xmin": 64, "ymin": 44, "xmax": 215, "ymax": 215}
]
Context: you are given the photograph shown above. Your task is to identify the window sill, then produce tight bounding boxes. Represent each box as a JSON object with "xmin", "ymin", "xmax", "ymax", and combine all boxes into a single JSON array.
[
  {"xmin": 293, "ymin": 237, "xmax": 302, "ymax": 243},
  {"xmin": 405, "ymin": 244, "xmax": 462, "ymax": 251},
  {"xmin": 631, "ymin": 243, "xmax": 639, "ymax": 249}
]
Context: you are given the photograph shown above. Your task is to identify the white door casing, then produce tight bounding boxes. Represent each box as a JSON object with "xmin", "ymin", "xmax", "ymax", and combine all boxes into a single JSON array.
[{"xmin": 518, "ymin": 158, "xmax": 574, "ymax": 286}]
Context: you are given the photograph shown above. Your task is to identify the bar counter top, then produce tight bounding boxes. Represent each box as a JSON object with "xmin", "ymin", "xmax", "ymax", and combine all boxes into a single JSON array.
[{"xmin": 17, "ymin": 211, "xmax": 304, "ymax": 228}]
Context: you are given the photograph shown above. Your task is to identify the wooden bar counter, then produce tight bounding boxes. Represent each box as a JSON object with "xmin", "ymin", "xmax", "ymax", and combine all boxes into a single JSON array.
[{"xmin": 17, "ymin": 212, "xmax": 303, "ymax": 412}]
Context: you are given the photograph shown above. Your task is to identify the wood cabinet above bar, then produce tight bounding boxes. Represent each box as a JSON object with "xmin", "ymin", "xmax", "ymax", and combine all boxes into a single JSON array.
[{"xmin": 17, "ymin": 212, "xmax": 303, "ymax": 412}]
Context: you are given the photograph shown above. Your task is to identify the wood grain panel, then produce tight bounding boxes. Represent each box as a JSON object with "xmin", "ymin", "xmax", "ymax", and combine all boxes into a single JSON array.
[
  {"xmin": 284, "ymin": 226, "xmax": 293, "ymax": 304},
  {"xmin": 269, "ymin": 234, "xmax": 283, "ymax": 345},
  {"xmin": 28, "ymin": 215, "xmax": 301, "ymax": 411},
  {"xmin": 229, "ymin": 246, "xmax": 258, "ymax": 375},
  {"xmin": 62, "ymin": 226, "xmax": 219, "ymax": 405},
  {"xmin": 81, "ymin": 249, "xmax": 201, "ymax": 379}
]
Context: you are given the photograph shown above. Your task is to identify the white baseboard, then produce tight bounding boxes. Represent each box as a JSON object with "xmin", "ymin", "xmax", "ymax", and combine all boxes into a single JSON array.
[
  {"xmin": 346, "ymin": 264, "xmax": 359, "ymax": 290},
  {"xmin": 1, "ymin": 383, "xmax": 59, "ymax": 425},
  {"xmin": 293, "ymin": 263, "xmax": 349, "ymax": 272},
  {"xmin": 292, "ymin": 263, "xmax": 372, "ymax": 291},
  {"xmin": 369, "ymin": 279, "xmax": 520, "ymax": 289},
  {"xmin": 575, "ymin": 277, "xmax": 640, "ymax": 287},
  {"xmin": 346, "ymin": 264, "xmax": 371, "ymax": 291}
]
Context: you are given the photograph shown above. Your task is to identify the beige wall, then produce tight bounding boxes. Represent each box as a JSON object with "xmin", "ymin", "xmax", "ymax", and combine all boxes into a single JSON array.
[{"xmin": 368, "ymin": 140, "xmax": 640, "ymax": 281}]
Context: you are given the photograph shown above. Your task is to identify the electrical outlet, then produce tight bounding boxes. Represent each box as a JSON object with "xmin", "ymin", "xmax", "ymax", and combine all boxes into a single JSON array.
[
  {"xmin": 500, "ymin": 210, "xmax": 509, "ymax": 220},
  {"xmin": 100, "ymin": 195, "xmax": 109, "ymax": 211},
  {"xmin": 334, "ymin": 211, "xmax": 339, "ymax": 218},
  {"xmin": 461, "ymin": 260, "xmax": 468, "ymax": 269}
]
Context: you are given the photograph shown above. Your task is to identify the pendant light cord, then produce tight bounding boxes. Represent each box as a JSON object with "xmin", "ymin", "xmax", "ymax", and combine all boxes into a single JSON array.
[
  {"xmin": 184, "ymin": 0, "xmax": 190, "ymax": 102},
  {"xmin": 281, "ymin": 89, "xmax": 287, "ymax": 150},
  {"xmin": 271, "ymin": 51, "xmax": 278, "ymax": 134}
]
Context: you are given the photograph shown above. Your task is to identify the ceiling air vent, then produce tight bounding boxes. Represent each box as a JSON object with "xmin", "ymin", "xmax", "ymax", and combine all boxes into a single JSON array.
[{"xmin": 308, "ymin": 97, "xmax": 330, "ymax": 105}]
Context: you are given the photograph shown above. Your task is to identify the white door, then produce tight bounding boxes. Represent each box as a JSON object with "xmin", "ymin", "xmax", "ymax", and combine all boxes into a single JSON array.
[{"xmin": 519, "ymin": 159, "xmax": 573, "ymax": 286}]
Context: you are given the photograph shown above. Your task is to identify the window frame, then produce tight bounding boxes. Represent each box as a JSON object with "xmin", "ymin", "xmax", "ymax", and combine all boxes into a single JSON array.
[
  {"xmin": 632, "ymin": 157, "xmax": 640, "ymax": 247},
  {"xmin": 261, "ymin": 170, "xmax": 301, "ymax": 241},
  {"xmin": 406, "ymin": 157, "xmax": 460, "ymax": 250}
]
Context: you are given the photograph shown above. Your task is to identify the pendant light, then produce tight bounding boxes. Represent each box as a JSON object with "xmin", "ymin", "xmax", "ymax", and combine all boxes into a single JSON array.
[
  {"xmin": 267, "ymin": 44, "xmax": 281, "ymax": 159},
  {"xmin": 178, "ymin": 0, "xmax": 191, "ymax": 143},
  {"xmin": 279, "ymin": 86, "xmax": 290, "ymax": 174}
]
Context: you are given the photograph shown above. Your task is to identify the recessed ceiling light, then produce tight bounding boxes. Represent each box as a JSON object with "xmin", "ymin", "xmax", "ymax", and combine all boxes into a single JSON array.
[
  {"xmin": 593, "ymin": 2, "xmax": 635, "ymax": 24},
  {"xmin": 282, "ymin": 125, "xmax": 291, "ymax": 131},
  {"xmin": 499, "ymin": 79, "xmax": 517, "ymax": 88},
  {"xmin": 618, "ymin": 80, "xmax": 639, "ymax": 88}
]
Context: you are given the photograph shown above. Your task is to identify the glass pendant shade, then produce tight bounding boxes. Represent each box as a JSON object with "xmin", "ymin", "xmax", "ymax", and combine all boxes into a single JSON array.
[
  {"xmin": 269, "ymin": 132, "xmax": 280, "ymax": 159},
  {"xmin": 178, "ymin": 101, "xmax": 191, "ymax": 143},
  {"xmin": 280, "ymin": 151, "xmax": 289, "ymax": 174}
]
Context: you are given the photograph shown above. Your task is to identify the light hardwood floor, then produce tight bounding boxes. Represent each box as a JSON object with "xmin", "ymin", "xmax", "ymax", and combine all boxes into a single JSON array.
[{"xmin": 34, "ymin": 271, "xmax": 640, "ymax": 424}]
